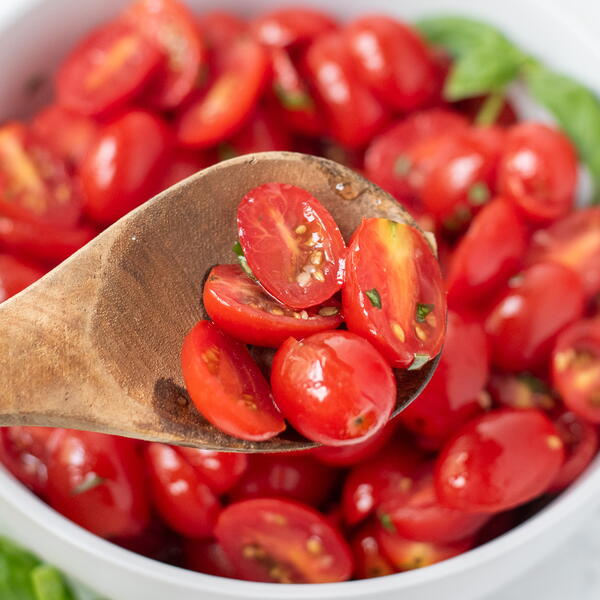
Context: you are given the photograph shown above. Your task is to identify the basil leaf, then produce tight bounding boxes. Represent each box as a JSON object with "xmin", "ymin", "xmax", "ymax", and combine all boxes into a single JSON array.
[
  {"xmin": 31, "ymin": 565, "xmax": 74, "ymax": 600},
  {"xmin": 273, "ymin": 83, "xmax": 314, "ymax": 111},
  {"xmin": 524, "ymin": 61, "xmax": 600, "ymax": 200},
  {"xmin": 365, "ymin": 289, "xmax": 382, "ymax": 309},
  {"xmin": 232, "ymin": 242, "xmax": 256, "ymax": 280},
  {"xmin": 379, "ymin": 514, "xmax": 396, "ymax": 533},
  {"xmin": 408, "ymin": 353, "xmax": 431, "ymax": 371},
  {"xmin": 416, "ymin": 303, "xmax": 434, "ymax": 323},
  {"xmin": 0, "ymin": 537, "xmax": 39, "ymax": 600},
  {"xmin": 70, "ymin": 474, "xmax": 105, "ymax": 496}
]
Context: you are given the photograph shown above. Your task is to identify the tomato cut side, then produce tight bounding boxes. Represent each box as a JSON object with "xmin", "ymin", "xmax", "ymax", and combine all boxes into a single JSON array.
[
  {"xmin": 215, "ymin": 498, "xmax": 353, "ymax": 583},
  {"xmin": 181, "ymin": 320, "xmax": 285, "ymax": 441},
  {"xmin": 237, "ymin": 183, "xmax": 345, "ymax": 309}
]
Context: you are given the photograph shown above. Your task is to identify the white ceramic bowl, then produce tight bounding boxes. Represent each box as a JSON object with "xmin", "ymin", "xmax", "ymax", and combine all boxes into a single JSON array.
[{"xmin": 1, "ymin": 0, "xmax": 600, "ymax": 599}]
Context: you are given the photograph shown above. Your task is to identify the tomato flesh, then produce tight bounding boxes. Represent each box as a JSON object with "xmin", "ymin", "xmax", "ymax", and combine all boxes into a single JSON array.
[
  {"xmin": 352, "ymin": 523, "xmax": 394, "ymax": 579},
  {"xmin": 184, "ymin": 539, "xmax": 237, "ymax": 578}
]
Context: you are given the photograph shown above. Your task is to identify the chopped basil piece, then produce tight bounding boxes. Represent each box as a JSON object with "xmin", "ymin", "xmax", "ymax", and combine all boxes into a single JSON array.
[
  {"xmin": 71, "ymin": 474, "xmax": 106, "ymax": 496},
  {"xmin": 365, "ymin": 288, "xmax": 382, "ymax": 309},
  {"xmin": 232, "ymin": 242, "xmax": 256, "ymax": 280},
  {"xmin": 416, "ymin": 303, "xmax": 434, "ymax": 323},
  {"xmin": 517, "ymin": 372, "xmax": 549, "ymax": 394},
  {"xmin": 232, "ymin": 241, "xmax": 244, "ymax": 257},
  {"xmin": 408, "ymin": 353, "xmax": 431, "ymax": 370},
  {"xmin": 394, "ymin": 155, "xmax": 412, "ymax": 176},
  {"xmin": 274, "ymin": 83, "xmax": 314, "ymax": 111},
  {"xmin": 379, "ymin": 513, "xmax": 396, "ymax": 533},
  {"xmin": 468, "ymin": 182, "xmax": 491, "ymax": 206}
]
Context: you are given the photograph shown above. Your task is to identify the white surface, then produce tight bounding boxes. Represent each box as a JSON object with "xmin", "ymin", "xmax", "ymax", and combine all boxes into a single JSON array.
[{"xmin": 1, "ymin": 0, "xmax": 600, "ymax": 599}]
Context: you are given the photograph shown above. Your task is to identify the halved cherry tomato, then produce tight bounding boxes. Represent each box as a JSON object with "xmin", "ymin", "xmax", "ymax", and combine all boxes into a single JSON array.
[
  {"xmin": 203, "ymin": 264, "xmax": 343, "ymax": 347},
  {"xmin": 181, "ymin": 320, "xmax": 285, "ymax": 441},
  {"xmin": 215, "ymin": 498, "xmax": 353, "ymax": 583},
  {"xmin": 485, "ymin": 262, "xmax": 585, "ymax": 372},
  {"xmin": 56, "ymin": 20, "xmax": 161, "ymax": 116},
  {"xmin": 184, "ymin": 538, "xmax": 237, "ymax": 578},
  {"xmin": 351, "ymin": 523, "xmax": 395, "ymax": 579},
  {"xmin": 81, "ymin": 110, "xmax": 172, "ymax": 225},
  {"xmin": 229, "ymin": 454, "xmax": 337, "ymax": 506},
  {"xmin": 343, "ymin": 218, "xmax": 446, "ymax": 369},
  {"xmin": 237, "ymin": 183, "xmax": 345, "ymax": 309},
  {"xmin": 31, "ymin": 105, "xmax": 98, "ymax": 168},
  {"xmin": 271, "ymin": 331, "xmax": 396, "ymax": 446},
  {"xmin": 145, "ymin": 443, "xmax": 221, "ymax": 538},
  {"xmin": 364, "ymin": 110, "xmax": 468, "ymax": 204},
  {"xmin": 303, "ymin": 31, "xmax": 389, "ymax": 148},
  {"xmin": 176, "ymin": 36, "xmax": 268, "ymax": 148},
  {"xmin": 498, "ymin": 123, "xmax": 577, "ymax": 225},
  {"xmin": 0, "ymin": 254, "xmax": 45, "ymax": 302},
  {"xmin": 398, "ymin": 310, "xmax": 490, "ymax": 445},
  {"xmin": 0, "ymin": 427, "xmax": 58, "ymax": 497},
  {"xmin": 345, "ymin": 16, "xmax": 440, "ymax": 112},
  {"xmin": 550, "ymin": 410, "xmax": 598, "ymax": 492},
  {"xmin": 552, "ymin": 317, "xmax": 600, "ymax": 423},
  {"xmin": 226, "ymin": 108, "xmax": 292, "ymax": 156},
  {"xmin": 156, "ymin": 151, "xmax": 209, "ymax": 191},
  {"xmin": 197, "ymin": 12, "xmax": 247, "ymax": 51},
  {"xmin": 47, "ymin": 431, "xmax": 149, "ymax": 538},
  {"xmin": 176, "ymin": 447, "xmax": 248, "ymax": 495},
  {"xmin": 488, "ymin": 372, "xmax": 557, "ymax": 411},
  {"xmin": 251, "ymin": 8, "xmax": 336, "ymax": 48},
  {"xmin": 527, "ymin": 207, "xmax": 600, "ymax": 298},
  {"xmin": 435, "ymin": 409, "xmax": 564, "ymax": 513},
  {"xmin": 447, "ymin": 198, "xmax": 528, "ymax": 307},
  {"xmin": 125, "ymin": 0, "xmax": 205, "ymax": 109},
  {"xmin": 0, "ymin": 122, "xmax": 81, "ymax": 227}
]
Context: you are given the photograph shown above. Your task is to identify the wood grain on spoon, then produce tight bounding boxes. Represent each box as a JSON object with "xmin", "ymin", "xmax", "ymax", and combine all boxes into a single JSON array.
[{"xmin": 0, "ymin": 152, "xmax": 440, "ymax": 452}]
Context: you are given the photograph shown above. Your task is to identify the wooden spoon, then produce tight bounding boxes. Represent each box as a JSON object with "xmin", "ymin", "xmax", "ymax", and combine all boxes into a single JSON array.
[{"xmin": 0, "ymin": 152, "xmax": 440, "ymax": 452}]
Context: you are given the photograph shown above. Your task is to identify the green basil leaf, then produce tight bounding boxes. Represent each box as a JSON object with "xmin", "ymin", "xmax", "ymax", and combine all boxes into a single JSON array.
[
  {"xmin": 70, "ymin": 474, "xmax": 105, "ymax": 496},
  {"xmin": 232, "ymin": 242, "xmax": 256, "ymax": 280},
  {"xmin": 365, "ymin": 288, "xmax": 382, "ymax": 309},
  {"xmin": 408, "ymin": 353, "xmax": 431, "ymax": 371},
  {"xmin": 379, "ymin": 513, "xmax": 396, "ymax": 533},
  {"xmin": 0, "ymin": 537, "xmax": 39, "ymax": 600},
  {"xmin": 31, "ymin": 565, "xmax": 74, "ymax": 600},
  {"xmin": 273, "ymin": 83, "xmax": 314, "ymax": 111}
]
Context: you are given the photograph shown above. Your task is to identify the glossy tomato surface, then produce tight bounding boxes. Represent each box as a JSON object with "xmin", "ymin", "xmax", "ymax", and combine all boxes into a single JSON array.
[
  {"xmin": 351, "ymin": 523, "xmax": 394, "ymax": 579},
  {"xmin": 184, "ymin": 538, "xmax": 237, "ymax": 579}
]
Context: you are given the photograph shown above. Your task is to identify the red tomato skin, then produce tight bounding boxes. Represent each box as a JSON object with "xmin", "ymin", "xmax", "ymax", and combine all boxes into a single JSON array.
[
  {"xmin": 181, "ymin": 320, "xmax": 285, "ymax": 441},
  {"xmin": 342, "ymin": 218, "xmax": 446, "ymax": 369},
  {"xmin": 229, "ymin": 454, "xmax": 337, "ymax": 506},
  {"xmin": 81, "ymin": 110, "xmax": 172, "ymax": 225},
  {"xmin": 271, "ymin": 331, "xmax": 396, "ymax": 446},
  {"xmin": 485, "ymin": 262, "xmax": 585, "ymax": 373},
  {"xmin": 527, "ymin": 207, "xmax": 600, "ymax": 298},
  {"xmin": 56, "ymin": 20, "xmax": 161, "ymax": 117},
  {"xmin": 184, "ymin": 538, "xmax": 237, "ymax": 578},
  {"xmin": 198, "ymin": 12, "xmax": 247, "ymax": 51},
  {"xmin": 447, "ymin": 199, "xmax": 528, "ymax": 307},
  {"xmin": 0, "ymin": 254, "xmax": 45, "ymax": 302},
  {"xmin": 46, "ymin": 431, "xmax": 150, "ymax": 539},
  {"xmin": 145, "ymin": 443, "xmax": 221, "ymax": 538},
  {"xmin": 498, "ymin": 123, "xmax": 577, "ymax": 225},
  {"xmin": 203, "ymin": 264, "xmax": 343, "ymax": 347},
  {"xmin": 398, "ymin": 310, "xmax": 490, "ymax": 445},
  {"xmin": 552, "ymin": 317, "xmax": 600, "ymax": 423},
  {"xmin": 237, "ymin": 183, "xmax": 346, "ymax": 309},
  {"xmin": 303, "ymin": 32, "xmax": 389, "ymax": 148},
  {"xmin": 227, "ymin": 108, "xmax": 292, "ymax": 155},
  {"xmin": 351, "ymin": 523, "xmax": 395, "ymax": 579},
  {"xmin": 215, "ymin": 498, "xmax": 353, "ymax": 583},
  {"xmin": 435, "ymin": 409, "xmax": 565, "ymax": 513},
  {"xmin": 156, "ymin": 151, "xmax": 209, "ymax": 191},
  {"xmin": 345, "ymin": 16, "xmax": 440, "ymax": 112}
]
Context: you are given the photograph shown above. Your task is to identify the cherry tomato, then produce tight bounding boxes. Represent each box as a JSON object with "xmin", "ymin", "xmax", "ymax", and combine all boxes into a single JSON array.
[
  {"xmin": 475, "ymin": 510, "xmax": 520, "ymax": 546},
  {"xmin": 364, "ymin": 110, "xmax": 468, "ymax": 204},
  {"xmin": 0, "ymin": 427, "xmax": 58, "ymax": 497},
  {"xmin": 498, "ymin": 123, "xmax": 577, "ymax": 224},
  {"xmin": 47, "ymin": 431, "xmax": 149, "ymax": 538},
  {"xmin": 303, "ymin": 31, "xmax": 388, "ymax": 148},
  {"xmin": 485, "ymin": 262, "xmax": 585, "ymax": 372},
  {"xmin": 0, "ymin": 122, "xmax": 81, "ymax": 227},
  {"xmin": 550, "ymin": 411, "xmax": 598, "ymax": 492},
  {"xmin": 215, "ymin": 498, "xmax": 353, "ymax": 583},
  {"xmin": 345, "ymin": 16, "xmax": 440, "ymax": 112},
  {"xmin": 229, "ymin": 454, "xmax": 337, "ymax": 506},
  {"xmin": 125, "ymin": 0, "xmax": 205, "ymax": 109},
  {"xmin": 351, "ymin": 523, "xmax": 394, "ymax": 579},
  {"xmin": 343, "ymin": 218, "xmax": 446, "ymax": 369},
  {"xmin": 251, "ymin": 8, "xmax": 336, "ymax": 48},
  {"xmin": 176, "ymin": 36, "xmax": 268, "ymax": 148},
  {"xmin": 56, "ymin": 20, "xmax": 161, "ymax": 116},
  {"xmin": 203, "ymin": 264, "xmax": 343, "ymax": 347},
  {"xmin": 226, "ymin": 108, "xmax": 292, "ymax": 156},
  {"xmin": 488, "ymin": 372, "xmax": 557, "ymax": 411},
  {"xmin": 197, "ymin": 12, "xmax": 247, "ymax": 51},
  {"xmin": 31, "ymin": 105, "xmax": 98, "ymax": 168},
  {"xmin": 0, "ymin": 254, "xmax": 45, "ymax": 302},
  {"xmin": 552, "ymin": 317, "xmax": 600, "ymax": 423},
  {"xmin": 156, "ymin": 151, "xmax": 209, "ymax": 191},
  {"xmin": 271, "ymin": 331, "xmax": 396, "ymax": 446},
  {"xmin": 145, "ymin": 443, "xmax": 221, "ymax": 538},
  {"xmin": 184, "ymin": 538, "xmax": 237, "ymax": 578},
  {"xmin": 435, "ymin": 409, "xmax": 565, "ymax": 513},
  {"xmin": 398, "ymin": 310, "xmax": 490, "ymax": 445},
  {"xmin": 527, "ymin": 207, "xmax": 600, "ymax": 298},
  {"xmin": 237, "ymin": 183, "xmax": 345, "ymax": 309},
  {"xmin": 181, "ymin": 320, "xmax": 285, "ymax": 441},
  {"xmin": 447, "ymin": 199, "xmax": 528, "ymax": 307},
  {"xmin": 176, "ymin": 448, "xmax": 247, "ymax": 495},
  {"xmin": 81, "ymin": 110, "xmax": 172, "ymax": 225}
]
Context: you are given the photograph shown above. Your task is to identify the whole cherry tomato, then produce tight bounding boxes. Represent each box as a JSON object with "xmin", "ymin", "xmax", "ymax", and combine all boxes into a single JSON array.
[
  {"xmin": 81, "ymin": 110, "xmax": 172, "ymax": 225},
  {"xmin": 271, "ymin": 331, "xmax": 396, "ymax": 446},
  {"xmin": 181, "ymin": 320, "xmax": 285, "ymax": 441},
  {"xmin": 47, "ymin": 431, "xmax": 149, "ymax": 538},
  {"xmin": 435, "ymin": 409, "xmax": 565, "ymax": 513},
  {"xmin": 351, "ymin": 523, "xmax": 395, "ymax": 579},
  {"xmin": 197, "ymin": 12, "xmax": 247, "ymax": 51},
  {"xmin": 184, "ymin": 538, "xmax": 237, "ymax": 578},
  {"xmin": 156, "ymin": 151, "xmax": 209, "ymax": 191},
  {"xmin": 215, "ymin": 498, "xmax": 353, "ymax": 583},
  {"xmin": 226, "ymin": 108, "xmax": 292, "ymax": 155},
  {"xmin": 498, "ymin": 123, "xmax": 577, "ymax": 225},
  {"xmin": 485, "ymin": 262, "xmax": 585, "ymax": 372},
  {"xmin": 0, "ymin": 254, "xmax": 45, "ymax": 302},
  {"xmin": 343, "ymin": 218, "xmax": 446, "ymax": 369}
]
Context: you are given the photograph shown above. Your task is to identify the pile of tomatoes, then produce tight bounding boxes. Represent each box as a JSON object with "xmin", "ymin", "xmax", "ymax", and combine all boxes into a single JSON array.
[{"xmin": 1, "ymin": 0, "xmax": 600, "ymax": 585}]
